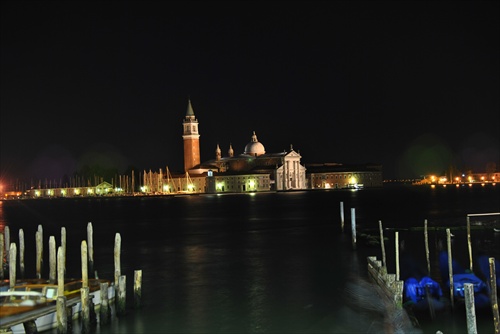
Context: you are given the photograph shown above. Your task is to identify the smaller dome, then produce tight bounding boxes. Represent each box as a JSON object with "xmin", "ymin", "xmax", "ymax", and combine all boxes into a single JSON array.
[{"xmin": 244, "ymin": 131, "xmax": 265, "ymax": 156}]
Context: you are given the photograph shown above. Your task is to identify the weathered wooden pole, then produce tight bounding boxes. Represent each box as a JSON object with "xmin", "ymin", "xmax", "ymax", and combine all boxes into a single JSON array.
[
  {"xmin": 0, "ymin": 233, "xmax": 4, "ymax": 280},
  {"xmin": 134, "ymin": 269, "xmax": 142, "ymax": 309},
  {"xmin": 49, "ymin": 236, "xmax": 56, "ymax": 283},
  {"xmin": 340, "ymin": 201, "xmax": 345, "ymax": 232},
  {"xmin": 467, "ymin": 216, "xmax": 473, "ymax": 272},
  {"xmin": 38, "ymin": 224, "xmax": 43, "ymax": 266},
  {"xmin": 9, "ymin": 243, "xmax": 17, "ymax": 289},
  {"xmin": 424, "ymin": 219, "xmax": 431, "ymax": 275},
  {"xmin": 19, "ymin": 229, "xmax": 25, "ymax": 278},
  {"xmin": 117, "ymin": 275, "xmax": 127, "ymax": 316},
  {"xmin": 36, "ymin": 230, "xmax": 42, "ymax": 279},
  {"xmin": 82, "ymin": 240, "xmax": 88, "ymax": 288},
  {"xmin": 56, "ymin": 295, "xmax": 68, "ymax": 334},
  {"xmin": 5, "ymin": 226, "xmax": 10, "ymax": 268},
  {"xmin": 394, "ymin": 280, "xmax": 404, "ymax": 309},
  {"xmin": 99, "ymin": 282, "xmax": 110, "ymax": 325},
  {"xmin": 395, "ymin": 231, "xmax": 400, "ymax": 281},
  {"xmin": 81, "ymin": 239, "xmax": 91, "ymax": 333},
  {"xmin": 378, "ymin": 221, "xmax": 387, "ymax": 271},
  {"xmin": 61, "ymin": 227, "xmax": 66, "ymax": 275},
  {"xmin": 57, "ymin": 247, "xmax": 65, "ymax": 299},
  {"xmin": 447, "ymin": 228, "xmax": 455, "ymax": 309},
  {"xmin": 489, "ymin": 257, "xmax": 499, "ymax": 334},
  {"xmin": 87, "ymin": 222, "xmax": 94, "ymax": 275},
  {"xmin": 57, "ymin": 246, "xmax": 67, "ymax": 334},
  {"xmin": 114, "ymin": 233, "xmax": 121, "ymax": 291},
  {"xmin": 464, "ymin": 283, "xmax": 477, "ymax": 334},
  {"xmin": 81, "ymin": 286, "xmax": 90, "ymax": 333},
  {"xmin": 350, "ymin": 208, "xmax": 356, "ymax": 250}
]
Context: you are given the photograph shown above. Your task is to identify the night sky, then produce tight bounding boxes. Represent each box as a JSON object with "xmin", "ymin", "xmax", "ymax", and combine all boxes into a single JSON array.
[{"xmin": 1, "ymin": 1, "xmax": 499, "ymax": 186}]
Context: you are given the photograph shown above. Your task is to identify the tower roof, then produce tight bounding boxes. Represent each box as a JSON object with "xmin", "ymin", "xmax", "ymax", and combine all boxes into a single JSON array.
[{"xmin": 186, "ymin": 99, "xmax": 195, "ymax": 116}]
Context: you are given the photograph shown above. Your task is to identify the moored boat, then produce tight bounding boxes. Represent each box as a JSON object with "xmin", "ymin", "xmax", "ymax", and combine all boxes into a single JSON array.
[
  {"xmin": 438, "ymin": 251, "xmax": 490, "ymax": 309},
  {"xmin": 404, "ymin": 276, "xmax": 446, "ymax": 314},
  {"xmin": 0, "ymin": 291, "xmax": 50, "ymax": 317},
  {"xmin": 0, "ymin": 278, "xmax": 115, "ymax": 334}
]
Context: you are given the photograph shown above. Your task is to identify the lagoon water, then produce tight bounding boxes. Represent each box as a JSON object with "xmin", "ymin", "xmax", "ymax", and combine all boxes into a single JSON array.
[{"xmin": 1, "ymin": 185, "xmax": 499, "ymax": 333}]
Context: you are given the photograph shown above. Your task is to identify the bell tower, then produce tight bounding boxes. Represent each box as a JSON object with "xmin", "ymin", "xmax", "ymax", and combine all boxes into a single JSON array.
[{"xmin": 182, "ymin": 99, "xmax": 200, "ymax": 172}]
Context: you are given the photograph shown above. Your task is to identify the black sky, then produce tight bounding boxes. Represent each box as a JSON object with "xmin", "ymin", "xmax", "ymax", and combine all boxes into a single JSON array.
[{"xmin": 1, "ymin": 0, "xmax": 499, "ymax": 185}]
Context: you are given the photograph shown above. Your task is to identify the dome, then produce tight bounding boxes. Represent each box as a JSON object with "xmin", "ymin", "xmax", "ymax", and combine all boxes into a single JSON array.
[{"xmin": 244, "ymin": 131, "xmax": 266, "ymax": 156}]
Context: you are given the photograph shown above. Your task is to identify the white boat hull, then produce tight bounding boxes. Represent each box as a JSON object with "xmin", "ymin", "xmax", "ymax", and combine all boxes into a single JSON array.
[{"xmin": 7, "ymin": 286, "xmax": 115, "ymax": 334}]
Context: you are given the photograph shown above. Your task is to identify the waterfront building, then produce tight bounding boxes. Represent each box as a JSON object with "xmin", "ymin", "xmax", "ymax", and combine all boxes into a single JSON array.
[
  {"xmin": 26, "ymin": 181, "xmax": 117, "ymax": 198},
  {"xmin": 305, "ymin": 163, "xmax": 383, "ymax": 189}
]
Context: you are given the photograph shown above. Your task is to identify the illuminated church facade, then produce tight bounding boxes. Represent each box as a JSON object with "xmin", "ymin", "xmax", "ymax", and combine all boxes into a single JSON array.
[{"xmin": 177, "ymin": 100, "xmax": 307, "ymax": 193}]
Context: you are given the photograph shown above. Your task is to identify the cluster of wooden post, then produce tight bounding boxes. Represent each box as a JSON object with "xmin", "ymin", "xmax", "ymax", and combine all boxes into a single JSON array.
[
  {"xmin": 340, "ymin": 201, "xmax": 403, "ymax": 307},
  {"xmin": 340, "ymin": 201, "xmax": 499, "ymax": 333},
  {"xmin": 1, "ymin": 222, "xmax": 143, "ymax": 333},
  {"xmin": 444, "ymin": 217, "xmax": 500, "ymax": 334}
]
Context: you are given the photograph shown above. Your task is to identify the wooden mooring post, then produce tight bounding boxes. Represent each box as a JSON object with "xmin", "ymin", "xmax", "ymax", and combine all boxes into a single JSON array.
[
  {"xmin": 340, "ymin": 201, "xmax": 344, "ymax": 232},
  {"xmin": 5, "ymin": 226, "xmax": 10, "ymax": 271},
  {"xmin": 134, "ymin": 269, "xmax": 142, "ymax": 309},
  {"xmin": 100, "ymin": 282, "xmax": 110, "ymax": 325},
  {"xmin": 61, "ymin": 227, "xmax": 66, "ymax": 275},
  {"xmin": 378, "ymin": 221, "xmax": 386, "ymax": 270},
  {"xmin": 56, "ymin": 246, "xmax": 67, "ymax": 333},
  {"xmin": 351, "ymin": 208, "xmax": 356, "ymax": 250},
  {"xmin": 81, "ymin": 240, "xmax": 90, "ymax": 332},
  {"xmin": 395, "ymin": 231, "xmax": 400, "ymax": 282},
  {"xmin": 38, "ymin": 224, "xmax": 43, "ymax": 266},
  {"xmin": 19, "ymin": 229, "xmax": 25, "ymax": 278},
  {"xmin": 117, "ymin": 275, "xmax": 127, "ymax": 316},
  {"xmin": 467, "ymin": 216, "xmax": 473, "ymax": 272},
  {"xmin": 49, "ymin": 236, "xmax": 56, "ymax": 283},
  {"xmin": 36, "ymin": 230, "xmax": 42, "ymax": 279},
  {"xmin": 114, "ymin": 233, "xmax": 127, "ymax": 316},
  {"xmin": 9, "ymin": 243, "xmax": 17, "ymax": 289},
  {"xmin": 114, "ymin": 233, "xmax": 121, "ymax": 291},
  {"xmin": 424, "ymin": 219, "xmax": 430, "ymax": 275},
  {"xmin": 489, "ymin": 257, "xmax": 500, "ymax": 334},
  {"xmin": 87, "ymin": 222, "xmax": 94, "ymax": 276},
  {"xmin": 464, "ymin": 283, "xmax": 478, "ymax": 334},
  {"xmin": 0, "ymin": 233, "xmax": 4, "ymax": 280},
  {"xmin": 446, "ymin": 228, "xmax": 455, "ymax": 309}
]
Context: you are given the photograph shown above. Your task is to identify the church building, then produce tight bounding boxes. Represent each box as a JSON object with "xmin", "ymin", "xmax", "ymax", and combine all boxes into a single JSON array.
[{"xmin": 180, "ymin": 99, "xmax": 307, "ymax": 193}]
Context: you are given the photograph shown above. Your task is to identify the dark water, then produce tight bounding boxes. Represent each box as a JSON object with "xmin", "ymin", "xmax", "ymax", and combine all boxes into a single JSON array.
[{"xmin": 1, "ymin": 185, "xmax": 499, "ymax": 333}]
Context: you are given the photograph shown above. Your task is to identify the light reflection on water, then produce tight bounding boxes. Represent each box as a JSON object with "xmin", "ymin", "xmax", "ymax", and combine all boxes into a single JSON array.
[{"xmin": 0, "ymin": 187, "xmax": 499, "ymax": 333}]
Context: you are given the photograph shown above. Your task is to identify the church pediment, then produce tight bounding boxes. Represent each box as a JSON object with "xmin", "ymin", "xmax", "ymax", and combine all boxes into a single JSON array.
[{"xmin": 285, "ymin": 150, "xmax": 301, "ymax": 158}]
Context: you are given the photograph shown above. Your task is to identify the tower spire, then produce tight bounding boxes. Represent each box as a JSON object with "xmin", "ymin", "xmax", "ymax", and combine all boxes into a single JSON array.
[{"xmin": 186, "ymin": 98, "xmax": 195, "ymax": 117}]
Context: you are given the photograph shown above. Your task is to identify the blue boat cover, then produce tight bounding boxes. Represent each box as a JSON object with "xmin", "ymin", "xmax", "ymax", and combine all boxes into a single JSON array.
[
  {"xmin": 438, "ymin": 251, "xmax": 490, "ymax": 308},
  {"xmin": 446, "ymin": 273, "xmax": 488, "ymax": 298},
  {"xmin": 404, "ymin": 276, "xmax": 443, "ymax": 304}
]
